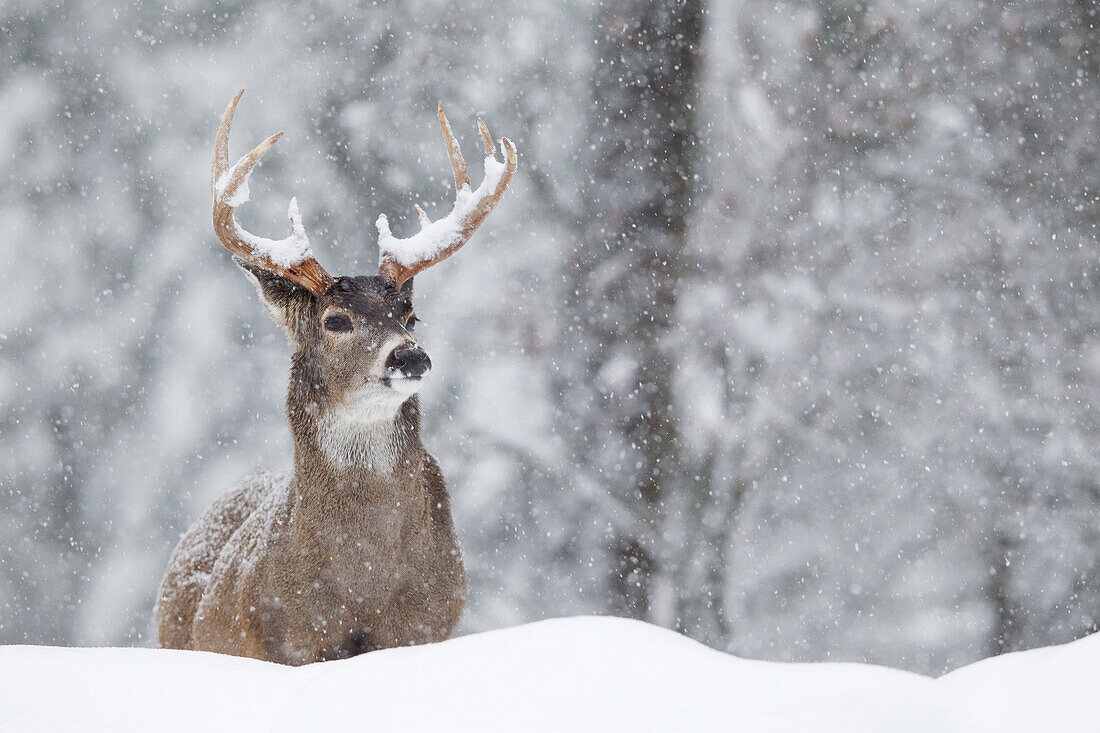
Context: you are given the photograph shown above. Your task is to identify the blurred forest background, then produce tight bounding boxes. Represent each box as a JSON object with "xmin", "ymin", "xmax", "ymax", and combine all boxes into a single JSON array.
[{"xmin": 2, "ymin": 0, "xmax": 1098, "ymax": 675}]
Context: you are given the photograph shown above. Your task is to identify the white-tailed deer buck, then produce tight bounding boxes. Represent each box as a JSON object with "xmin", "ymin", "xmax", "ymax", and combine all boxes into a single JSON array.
[{"xmin": 154, "ymin": 91, "xmax": 516, "ymax": 665}]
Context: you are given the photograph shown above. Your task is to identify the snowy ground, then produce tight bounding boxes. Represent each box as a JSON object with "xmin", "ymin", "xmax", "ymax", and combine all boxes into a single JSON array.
[{"xmin": 1, "ymin": 616, "xmax": 1097, "ymax": 732}]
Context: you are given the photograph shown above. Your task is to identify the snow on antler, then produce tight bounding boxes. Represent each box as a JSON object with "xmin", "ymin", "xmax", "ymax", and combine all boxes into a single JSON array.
[
  {"xmin": 212, "ymin": 90, "xmax": 333, "ymax": 294},
  {"xmin": 376, "ymin": 106, "xmax": 517, "ymax": 289}
]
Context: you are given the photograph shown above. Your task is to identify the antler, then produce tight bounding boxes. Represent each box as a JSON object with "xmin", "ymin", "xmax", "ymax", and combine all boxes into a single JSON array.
[
  {"xmin": 376, "ymin": 105, "xmax": 517, "ymax": 289},
  {"xmin": 212, "ymin": 90, "xmax": 334, "ymax": 295}
]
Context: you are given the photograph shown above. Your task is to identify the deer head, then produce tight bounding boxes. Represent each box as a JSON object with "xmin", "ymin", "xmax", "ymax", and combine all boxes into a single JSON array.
[{"xmin": 211, "ymin": 90, "xmax": 515, "ymax": 436}]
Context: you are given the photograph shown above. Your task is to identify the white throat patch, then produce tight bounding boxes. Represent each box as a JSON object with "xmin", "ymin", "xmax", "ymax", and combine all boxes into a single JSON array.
[{"xmin": 317, "ymin": 387, "xmax": 411, "ymax": 472}]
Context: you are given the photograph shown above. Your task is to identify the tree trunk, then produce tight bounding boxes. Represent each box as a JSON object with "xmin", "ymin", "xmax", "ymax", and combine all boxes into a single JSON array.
[
  {"xmin": 561, "ymin": 0, "xmax": 704, "ymax": 620},
  {"xmin": 986, "ymin": 533, "xmax": 1023, "ymax": 657}
]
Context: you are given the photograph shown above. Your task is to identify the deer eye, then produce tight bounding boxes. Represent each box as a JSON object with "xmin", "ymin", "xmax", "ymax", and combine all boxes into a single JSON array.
[
  {"xmin": 405, "ymin": 315, "xmax": 418, "ymax": 330},
  {"xmin": 324, "ymin": 314, "xmax": 353, "ymax": 333}
]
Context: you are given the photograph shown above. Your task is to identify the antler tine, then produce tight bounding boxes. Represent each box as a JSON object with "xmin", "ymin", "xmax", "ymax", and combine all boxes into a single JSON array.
[
  {"xmin": 212, "ymin": 89, "xmax": 244, "ymax": 186},
  {"xmin": 477, "ymin": 119, "xmax": 496, "ymax": 160},
  {"xmin": 376, "ymin": 109, "xmax": 518, "ymax": 290},
  {"xmin": 211, "ymin": 90, "xmax": 334, "ymax": 296},
  {"xmin": 217, "ymin": 130, "xmax": 283, "ymax": 205},
  {"xmin": 438, "ymin": 105, "xmax": 470, "ymax": 192}
]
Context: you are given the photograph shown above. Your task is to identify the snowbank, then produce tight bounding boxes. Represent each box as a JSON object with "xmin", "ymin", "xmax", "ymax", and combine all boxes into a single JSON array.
[{"xmin": 2, "ymin": 616, "xmax": 1098, "ymax": 732}]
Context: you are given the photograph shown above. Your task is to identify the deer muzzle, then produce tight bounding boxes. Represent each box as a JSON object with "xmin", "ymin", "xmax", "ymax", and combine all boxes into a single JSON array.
[{"xmin": 385, "ymin": 346, "xmax": 432, "ymax": 381}]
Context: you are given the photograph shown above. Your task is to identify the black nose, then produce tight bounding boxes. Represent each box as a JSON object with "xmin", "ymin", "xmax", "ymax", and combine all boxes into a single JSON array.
[{"xmin": 387, "ymin": 347, "xmax": 431, "ymax": 378}]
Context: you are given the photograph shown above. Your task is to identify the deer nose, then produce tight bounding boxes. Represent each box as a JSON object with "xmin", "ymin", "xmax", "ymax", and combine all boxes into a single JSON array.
[{"xmin": 387, "ymin": 347, "xmax": 432, "ymax": 378}]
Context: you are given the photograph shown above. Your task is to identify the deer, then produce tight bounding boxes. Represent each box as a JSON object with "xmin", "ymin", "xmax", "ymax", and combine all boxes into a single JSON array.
[{"xmin": 154, "ymin": 90, "xmax": 516, "ymax": 665}]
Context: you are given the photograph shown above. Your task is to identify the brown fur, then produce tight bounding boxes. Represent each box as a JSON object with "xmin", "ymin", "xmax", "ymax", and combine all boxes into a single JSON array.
[{"xmin": 155, "ymin": 266, "xmax": 465, "ymax": 665}]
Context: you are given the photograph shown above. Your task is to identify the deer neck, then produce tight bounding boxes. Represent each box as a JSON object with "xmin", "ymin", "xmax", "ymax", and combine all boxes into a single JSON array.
[
  {"xmin": 312, "ymin": 397, "xmax": 421, "ymax": 475},
  {"xmin": 284, "ymin": 357, "xmax": 426, "ymax": 507}
]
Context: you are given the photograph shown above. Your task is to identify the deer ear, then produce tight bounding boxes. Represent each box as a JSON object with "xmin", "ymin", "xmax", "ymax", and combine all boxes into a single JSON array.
[
  {"xmin": 234, "ymin": 257, "xmax": 315, "ymax": 338},
  {"xmin": 400, "ymin": 276, "xmax": 414, "ymax": 298}
]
